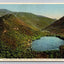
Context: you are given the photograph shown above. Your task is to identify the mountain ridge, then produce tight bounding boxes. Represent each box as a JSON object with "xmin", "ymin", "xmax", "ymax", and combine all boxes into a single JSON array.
[{"xmin": 45, "ymin": 16, "xmax": 64, "ymax": 35}]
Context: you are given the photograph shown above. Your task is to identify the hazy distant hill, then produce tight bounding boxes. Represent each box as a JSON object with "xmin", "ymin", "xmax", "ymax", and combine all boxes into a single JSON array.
[
  {"xmin": 0, "ymin": 9, "xmax": 12, "ymax": 17},
  {"xmin": 14, "ymin": 12, "xmax": 55, "ymax": 30}
]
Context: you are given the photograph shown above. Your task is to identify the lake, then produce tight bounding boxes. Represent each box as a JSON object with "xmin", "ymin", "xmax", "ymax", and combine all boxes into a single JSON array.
[{"xmin": 32, "ymin": 36, "xmax": 64, "ymax": 51}]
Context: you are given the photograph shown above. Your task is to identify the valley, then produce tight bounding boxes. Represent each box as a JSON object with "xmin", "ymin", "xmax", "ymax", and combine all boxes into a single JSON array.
[{"xmin": 0, "ymin": 9, "xmax": 64, "ymax": 58}]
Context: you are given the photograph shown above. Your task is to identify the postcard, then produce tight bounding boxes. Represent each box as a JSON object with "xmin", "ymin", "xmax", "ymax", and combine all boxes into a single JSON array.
[{"xmin": 0, "ymin": 3, "xmax": 64, "ymax": 61}]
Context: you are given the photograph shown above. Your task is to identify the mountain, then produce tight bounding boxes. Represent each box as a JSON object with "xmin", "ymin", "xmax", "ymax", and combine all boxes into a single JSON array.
[
  {"xmin": 14, "ymin": 12, "xmax": 55, "ymax": 30},
  {"xmin": 0, "ymin": 14, "xmax": 36, "ymax": 35},
  {"xmin": 0, "ymin": 9, "xmax": 55, "ymax": 31},
  {"xmin": 0, "ymin": 13, "xmax": 43, "ymax": 58},
  {"xmin": 0, "ymin": 9, "xmax": 56, "ymax": 58},
  {"xmin": 0, "ymin": 9, "xmax": 12, "ymax": 17},
  {"xmin": 46, "ymin": 16, "xmax": 64, "ymax": 35},
  {"xmin": 0, "ymin": 9, "xmax": 11, "ymax": 13}
]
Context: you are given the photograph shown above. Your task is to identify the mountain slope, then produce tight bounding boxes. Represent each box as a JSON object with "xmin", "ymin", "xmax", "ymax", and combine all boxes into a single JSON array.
[
  {"xmin": 0, "ymin": 14, "xmax": 43, "ymax": 58},
  {"xmin": 14, "ymin": 12, "xmax": 55, "ymax": 30},
  {"xmin": 0, "ymin": 9, "xmax": 58, "ymax": 58},
  {"xmin": 0, "ymin": 9, "xmax": 12, "ymax": 17},
  {"xmin": 0, "ymin": 9, "xmax": 55, "ymax": 31},
  {"xmin": 46, "ymin": 16, "xmax": 64, "ymax": 35}
]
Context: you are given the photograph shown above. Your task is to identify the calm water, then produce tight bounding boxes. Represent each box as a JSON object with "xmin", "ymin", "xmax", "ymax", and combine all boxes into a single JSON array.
[{"xmin": 32, "ymin": 37, "xmax": 64, "ymax": 51}]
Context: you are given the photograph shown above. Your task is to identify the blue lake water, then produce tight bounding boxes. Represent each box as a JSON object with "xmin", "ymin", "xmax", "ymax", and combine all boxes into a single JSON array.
[{"xmin": 32, "ymin": 37, "xmax": 64, "ymax": 51}]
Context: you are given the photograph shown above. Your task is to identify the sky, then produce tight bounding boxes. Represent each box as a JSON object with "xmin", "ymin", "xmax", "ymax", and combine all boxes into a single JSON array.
[{"xmin": 0, "ymin": 4, "xmax": 64, "ymax": 19}]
